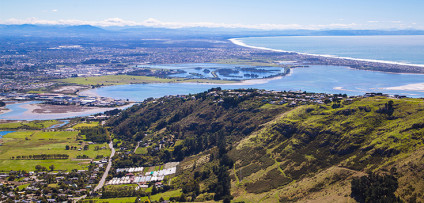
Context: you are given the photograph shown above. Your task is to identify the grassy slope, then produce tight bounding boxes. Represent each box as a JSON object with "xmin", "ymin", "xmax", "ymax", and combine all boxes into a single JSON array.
[
  {"xmin": 138, "ymin": 189, "xmax": 183, "ymax": 202},
  {"xmin": 106, "ymin": 93, "xmax": 424, "ymax": 202},
  {"xmin": 56, "ymin": 75, "xmax": 235, "ymax": 86},
  {"xmin": 229, "ymin": 97, "xmax": 424, "ymax": 202}
]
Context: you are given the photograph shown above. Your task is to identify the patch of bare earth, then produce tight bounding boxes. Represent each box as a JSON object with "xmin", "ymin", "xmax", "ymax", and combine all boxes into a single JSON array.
[
  {"xmin": 32, "ymin": 104, "xmax": 96, "ymax": 114},
  {"xmin": 52, "ymin": 85, "xmax": 87, "ymax": 94}
]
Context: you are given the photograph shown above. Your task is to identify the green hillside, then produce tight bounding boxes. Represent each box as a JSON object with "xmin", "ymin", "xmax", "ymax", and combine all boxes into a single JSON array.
[
  {"xmin": 229, "ymin": 97, "xmax": 424, "ymax": 202},
  {"xmin": 106, "ymin": 89, "xmax": 424, "ymax": 202}
]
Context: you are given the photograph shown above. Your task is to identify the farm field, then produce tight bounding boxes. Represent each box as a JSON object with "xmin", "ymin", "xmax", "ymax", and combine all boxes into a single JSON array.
[
  {"xmin": 0, "ymin": 130, "xmax": 110, "ymax": 171},
  {"xmin": 73, "ymin": 121, "xmax": 100, "ymax": 129},
  {"xmin": 0, "ymin": 120, "xmax": 59, "ymax": 130},
  {"xmin": 138, "ymin": 189, "xmax": 182, "ymax": 202},
  {"xmin": 80, "ymin": 197, "xmax": 138, "ymax": 203}
]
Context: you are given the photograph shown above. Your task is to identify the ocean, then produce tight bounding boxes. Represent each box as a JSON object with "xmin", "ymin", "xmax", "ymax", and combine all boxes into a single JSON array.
[
  {"xmin": 4, "ymin": 35, "xmax": 424, "ymax": 120},
  {"xmin": 235, "ymin": 35, "xmax": 424, "ymax": 66}
]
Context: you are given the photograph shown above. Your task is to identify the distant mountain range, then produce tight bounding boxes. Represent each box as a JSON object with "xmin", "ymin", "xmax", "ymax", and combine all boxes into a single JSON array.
[{"xmin": 1, "ymin": 24, "xmax": 424, "ymax": 39}]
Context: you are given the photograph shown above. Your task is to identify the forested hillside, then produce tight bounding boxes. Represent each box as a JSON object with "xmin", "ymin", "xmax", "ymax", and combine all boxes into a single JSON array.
[{"xmin": 106, "ymin": 89, "xmax": 424, "ymax": 202}]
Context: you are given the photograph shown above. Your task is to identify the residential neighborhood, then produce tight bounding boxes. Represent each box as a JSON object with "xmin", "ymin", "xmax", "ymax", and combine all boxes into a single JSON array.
[{"xmin": 0, "ymin": 92, "xmax": 128, "ymax": 107}]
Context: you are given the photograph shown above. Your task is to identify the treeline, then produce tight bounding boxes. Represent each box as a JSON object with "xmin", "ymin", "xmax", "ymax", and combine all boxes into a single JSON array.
[
  {"xmin": 102, "ymin": 186, "xmax": 146, "ymax": 198},
  {"xmin": 108, "ymin": 88, "xmax": 286, "ymax": 144},
  {"xmin": 177, "ymin": 144, "xmax": 234, "ymax": 202},
  {"xmin": 65, "ymin": 145, "xmax": 80, "ymax": 150},
  {"xmin": 172, "ymin": 132, "xmax": 226, "ymax": 162},
  {"xmin": 209, "ymin": 146, "xmax": 233, "ymax": 202},
  {"xmin": 79, "ymin": 127, "xmax": 109, "ymax": 143},
  {"xmin": 11, "ymin": 154, "xmax": 69, "ymax": 160},
  {"xmin": 76, "ymin": 155, "xmax": 89, "ymax": 159}
]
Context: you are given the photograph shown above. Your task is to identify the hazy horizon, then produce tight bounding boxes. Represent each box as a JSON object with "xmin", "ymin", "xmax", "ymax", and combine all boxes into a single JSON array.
[{"xmin": 1, "ymin": 0, "xmax": 423, "ymax": 30}]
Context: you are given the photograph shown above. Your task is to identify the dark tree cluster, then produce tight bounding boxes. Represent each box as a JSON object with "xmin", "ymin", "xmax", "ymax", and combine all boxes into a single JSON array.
[
  {"xmin": 79, "ymin": 127, "xmax": 109, "ymax": 143},
  {"xmin": 11, "ymin": 154, "xmax": 69, "ymax": 160},
  {"xmin": 102, "ymin": 186, "xmax": 146, "ymax": 198},
  {"xmin": 377, "ymin": 100, "xmax": 395, "ymax": 116},
  {"xmin": 351, "ymin": 173, "xmax": 401, "ymax": 203}
]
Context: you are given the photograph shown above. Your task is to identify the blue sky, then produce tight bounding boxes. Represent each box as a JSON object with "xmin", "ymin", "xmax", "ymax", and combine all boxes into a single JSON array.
[{"xmin": 0, "ymin": 0, "xmax": 423, "ymax": 29}]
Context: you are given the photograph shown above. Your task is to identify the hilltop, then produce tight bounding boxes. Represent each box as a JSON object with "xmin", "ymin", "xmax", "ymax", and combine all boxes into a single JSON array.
[{"xmin": 102, "ymin": 89, "xmax": 424, "ymax": 202}]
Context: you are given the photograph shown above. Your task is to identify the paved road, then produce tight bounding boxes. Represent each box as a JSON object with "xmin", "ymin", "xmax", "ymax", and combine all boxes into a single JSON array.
[
  {"xmin": 71, "ymin": 195, "xmax": 86, "ymax": 203},
  {"xmin": 94, "ymin": 141, "xmax": 115, "ymax": 192}
]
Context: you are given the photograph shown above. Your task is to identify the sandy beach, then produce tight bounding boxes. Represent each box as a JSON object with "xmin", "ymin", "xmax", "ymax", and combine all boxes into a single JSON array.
[
  {"xmin": 26, "ymin": 103, "xmax": 102, "ymax": 114},
  {"xmin": 222, "ymin": 75, "xmax": 284, "ymax": 85},
  {"xmin": 229, "ymin": 38, "xmax": 424, "ymax": 68},
  {"xmin": 384, "ymin": 83, "xmax": 424, "ymax": 91},
  {"xmin": 0, "ymin": 107, "xmax": 11, "ymax": 115},
  {"xmin": 52, "ymin": 85, "xmax": 88, "ymax": 94},
  {"xmin": 1, "ymin": 102, "xmax": 134, "ymax": 120},
  {"xmin": 78, "ymin": 89, "xmax": 101, "ymax": 97},
  {"xmin": 16, "ymin": 103, "xmax": 115, "ymax": 120}
]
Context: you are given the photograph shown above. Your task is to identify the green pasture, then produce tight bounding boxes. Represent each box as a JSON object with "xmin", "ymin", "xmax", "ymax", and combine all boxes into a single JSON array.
[
  {"xmin": 0, "ymin": 120, "xmax": 59, "ymax": 130},
  {"xmin": 0, "ymin": 130, "xmax": 111, "ymax": 171}
]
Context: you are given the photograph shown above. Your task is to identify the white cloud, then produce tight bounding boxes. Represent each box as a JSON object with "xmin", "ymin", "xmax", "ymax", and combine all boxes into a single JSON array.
[
  {"xmin": 52, "ymin": 9, "xmax": 58, "ymax": 12},
  {"xmin": 367, "ymin": 20, "xmax": 404, "ymax": 24},
  {"xmin": 0, "ymin": 17, "xmax": 418, "ymax": 30}
]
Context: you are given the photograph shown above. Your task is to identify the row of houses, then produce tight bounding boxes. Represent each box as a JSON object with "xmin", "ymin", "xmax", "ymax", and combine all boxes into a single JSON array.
[
  {"xmin": 116, "ymin": 167, "xmax": 144, "ymax": 173},
  {"xmin": 0, "ymin": 92, "xmax": 127, "ymax": 107},
  {"xmin": 107, "ymin": 175, "xmax": 165, "ymax": 185},
  {"xmin": 144, "ymin": 167, "xmax": 177, "ymax": 177},
  {"xmin": 107, "ymin": 165, "xmax": 178, "ymax": 186}
]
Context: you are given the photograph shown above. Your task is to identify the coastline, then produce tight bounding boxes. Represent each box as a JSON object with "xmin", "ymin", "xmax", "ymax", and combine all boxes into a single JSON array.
[
  {"xmin": 16, "ymin": 103, "xmax": 115, "ymax": 120},
  {"xmin": 0, "ymin": 102, "xmax": 134, "ymax": 121},
  {"xmin": 77, "ymin": 76, "xmax": 286, "ymax": 91},
  {"xmin": 221, "ymin": 75, "xmax": 284, "ymax": 85},
  {"xmin": 384, "ymin": 83, "xmax": 424, "ymax": 91},
  {"xmin": 78, "ymin": 88, "xmax": 101, "ymax": 97},
  {"xmin": 0, "ymin": 107, "xmax": 11, "ymax": 115},
  {"xmin": 229, "ymin": 38, "xmax": 424, "ymax": 68}
]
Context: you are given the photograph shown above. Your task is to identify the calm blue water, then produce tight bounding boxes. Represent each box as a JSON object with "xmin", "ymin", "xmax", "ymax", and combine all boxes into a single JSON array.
[
  {"xmin": 3, "ymin": 35, "xmax": 424, "ymax": 120},
  {"xmin": 0, "ymin": 101, "xmax": 129, "ymax": 121},
  {"xmin": 0, "ymin": 131, "xmax": 15, "ymax": 139},
  {"xmin": 2, "ymin": 65, "xmax": 424, "ymax": 120},
  {"xmin": 139, "ymin": 63, "xmax": 285, "ymax": 80},
  {"xmin": 48, "ymin": 120, "xmax": 70, "ymax": 129},
  {"xmin": 90, "ymin": 65, "xmax": 424, "ymax": 101},
  {"xmin": 238, "ymin": 35, "xmax": 424, "ymax": 65},
  {"xmin": 0, "ymin": 101, "xmax": 41, "ymax": 119}
]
